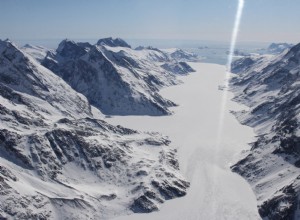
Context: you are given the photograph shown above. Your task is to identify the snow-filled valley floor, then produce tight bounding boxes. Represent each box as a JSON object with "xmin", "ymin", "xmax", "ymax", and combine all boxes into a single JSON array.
[{"xmin": 106, "ymin": 62, "xmax": 261, "ymax": 220}]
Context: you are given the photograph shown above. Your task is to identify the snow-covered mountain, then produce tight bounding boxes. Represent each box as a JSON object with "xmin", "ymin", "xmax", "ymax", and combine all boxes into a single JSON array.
[
  {"xmin": 257, "ymin": 43, "xmax": 294, "ymax": 55},
  {"xmin": 21, "ymin": 44, "xmax": 53, "ymax": 62},
  {"xmin": 267, "ymin": 43, "xmax": 294, "ymax": 54},
  {"xmin": 230, "ymin": 43, "xmax": 300, "ymax": 219},
  {"xmin": 97, "ymin": 37, "xmax": 131, "ymax": 48},
  {"xmin": 134, "ymin": 46, "xmax": 171, "ymax": 62},
  {"xmin": 42, "ymin": 38, "xmax": 194, "ymax": 116},
  {"xmin": 161, "ymin": 48, "xmax": 199, "ymax": 62},
  {"xmin": 161, "ymin": 61, "xmax": 195, "ymax": 75},
  {"xmin": 0, "ymin": 39, "xmax": 189, "ymax": 219}
]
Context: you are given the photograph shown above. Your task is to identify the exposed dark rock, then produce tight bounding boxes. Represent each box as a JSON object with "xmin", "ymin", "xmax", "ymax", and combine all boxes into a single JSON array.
[
  {"xmin": 42, "ymin": 39, "xmax": 178, "ymax": 116},
  {"xmin": 96, "ymin": 37, "xmax": 131, "ymax": 48},
  {"xmin": 259, "ymin": 185, "xmax": 298, "ymax": 220},
  {"xmin": 230, "ymin": 43, "xmax": 300, "ymax": 219},
  {"xmin": 130, "ymin": 195, "xmax": 158, "ymax": 213},
  {"xmin": 0, "ymin": 39, "xmax": 190, "ymax": 219}
]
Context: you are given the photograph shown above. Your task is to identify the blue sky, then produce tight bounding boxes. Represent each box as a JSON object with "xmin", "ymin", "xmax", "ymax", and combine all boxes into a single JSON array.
[{"xmin": 1, "ymin": 0, "xmax": 300, "ymax": 46}]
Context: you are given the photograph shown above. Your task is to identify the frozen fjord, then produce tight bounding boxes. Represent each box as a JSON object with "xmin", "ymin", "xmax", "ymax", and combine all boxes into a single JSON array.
[{"xmin": 107, "ymin": 62, "xmax": 261, "ymax": 220}]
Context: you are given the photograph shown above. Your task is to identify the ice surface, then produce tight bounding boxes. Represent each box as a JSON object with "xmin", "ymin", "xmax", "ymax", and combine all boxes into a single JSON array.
[{"xmin": 106, "ymin": 63, "xmax": 260, "ymax": 220}]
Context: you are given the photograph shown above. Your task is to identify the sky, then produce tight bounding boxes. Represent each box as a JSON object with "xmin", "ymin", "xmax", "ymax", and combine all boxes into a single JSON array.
[{"xmin": 1, "ymin": 0, "xmax": 300, "ymax": 47}]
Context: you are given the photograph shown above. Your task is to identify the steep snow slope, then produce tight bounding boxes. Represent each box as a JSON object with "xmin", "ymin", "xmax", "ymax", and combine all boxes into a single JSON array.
[
  {"xmin": 161, "ymin": 61, "xmax": 195, "ymax": 75},
  {"xmin": 161, "ymin": 48, "xmax": 199, "ymax": 62},
  {"xmin": 0, "ymin": 40, "xmax": 189, "ymax": 219},
  {"xmin": 134, "ymin": 46, "xmax": 172, "ymax": 62},
  {"xmin": 42, "ymin": 39, "xmax": 194, "ymax": 116},
  {"xmin": 0, "ymin": 40, "xmax": 91, "ymax": 120},
  {"xmin": 267, "ymin": 43, "xmax": 294, "ymax": 54},
  {"xmin": 21, "ymin": 44, "xmax": 53, "ymax": 62},
  {"xmin": 231, "ymin": 43, "xmax": 300, "ymax": 219}
]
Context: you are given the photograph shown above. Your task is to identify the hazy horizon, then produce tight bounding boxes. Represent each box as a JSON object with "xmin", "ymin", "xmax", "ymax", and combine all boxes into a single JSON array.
[
  {"xmin": 1, "ymin": 0, "xmax": 300, "ymax": 47},
  {"xmin": 2, "ymin": 37, "xmax": 275, "ymax": 50}
]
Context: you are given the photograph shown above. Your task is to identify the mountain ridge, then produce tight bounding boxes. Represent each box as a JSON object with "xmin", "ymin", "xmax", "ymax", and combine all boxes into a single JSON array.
[
  {"xmin": 0, "ymin": 39, "xmax": 190, "ymax": 219},
  {"xmin": 42, "ymin": 38, "xmax": 195, "ymax": 116},
  {"xmin": 230, "ymin": 43, "xmax": 300, "ymax": 220}
]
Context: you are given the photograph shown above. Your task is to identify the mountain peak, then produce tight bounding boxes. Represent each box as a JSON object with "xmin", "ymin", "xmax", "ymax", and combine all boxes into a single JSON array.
[
  {"xmin": 23, "ymin": 43, "xmax": 35, "ymax": 48},
  {"xmin": 3, "ymin": 38, "xmax": 12, "ymax": 43},
  {"xmin": 267, "ymin": 42, "xmax": 294, "ymax": 54},
  {"xmin": 0, "ymin": 38, "xmax": 17, "ymax": 49},
  {"xmin": 96, "ymin": 37, "xmax": 131, "ymax": 48},
  {"xmin": 56, "ymin": 39, "xmax": 87, "ymax": 58},
  {"xmin": 286, "ymin": 42, "xmax": 300, "ymax": 54},
  {"xmin": 0, "ymin": 39, "xmax": 27, "ymax": 61},
  {"xmin": 57, "ymin": 39, "xmax": 76, "ymax": 52},
  {"xmin": 282, "ymin": 42, "xmax": 300, "ymax": 63}
]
